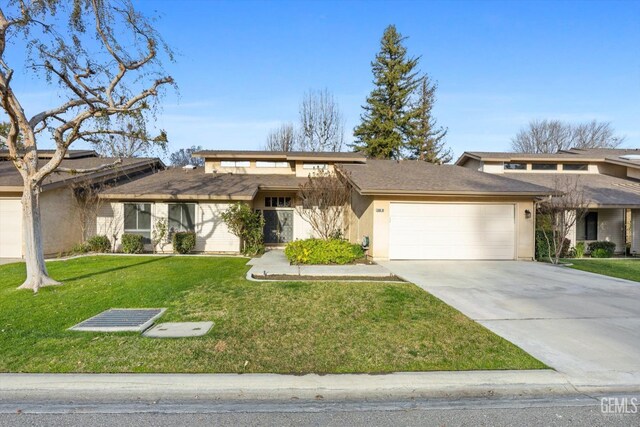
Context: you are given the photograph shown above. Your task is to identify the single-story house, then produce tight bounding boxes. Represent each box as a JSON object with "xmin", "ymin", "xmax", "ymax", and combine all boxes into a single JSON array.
[
  {"xmin": 456, "ymin": 148, "xmax": 640, "ymax": 254},
  {"xmin": 0, "ymin": 150, "xmax": 163, "ymax": 258},
  {"xmin": 95, "ymin": 150, "xmax": 554, "ymax": 260}
]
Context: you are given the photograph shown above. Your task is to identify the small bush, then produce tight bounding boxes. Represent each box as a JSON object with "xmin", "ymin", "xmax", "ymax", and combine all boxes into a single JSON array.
[
  {"xmin": 588, "ymin": 241, "xmax": 615, "ymax": 258},
  {"xmin": 220, "ymin": 203, "xmax": 265, "ymax": 256},
  {"xmin": 86, "ymin": 235, "xmax": 111, "ymax": 253},
  {"xmin": 535, "ymin": 230, "xmax": 570, "ymax": 260},
  {"xmin": 574, "ymin": 242, "xmax": 585, "ymax": 258},
  {"xmin": 172, "ymin": 231, "xmax": 197, "ymax": 254},
  {"xmin": 121, "ymin": 233, "xmax": 145, "ymax": 254},
  {"xmin": 285, "ymin": 238, "xmax": 365, "ymax": 265},
  {"xmin": 70, "ymin": 242, "xmax": 90, "ymax": 255},
  {"xmin": 591, "ymin": 248, "xmax": 612, "ymax": 258}
]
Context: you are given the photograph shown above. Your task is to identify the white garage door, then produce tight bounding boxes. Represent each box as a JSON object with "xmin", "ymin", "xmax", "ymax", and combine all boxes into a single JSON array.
[
  {"xmin": 0, "ymin": 199, "xmax": 23, "ymax": 258},
  {"xmin": 389, "ymin": 203, "xmax": 515, "ymax": 260}
]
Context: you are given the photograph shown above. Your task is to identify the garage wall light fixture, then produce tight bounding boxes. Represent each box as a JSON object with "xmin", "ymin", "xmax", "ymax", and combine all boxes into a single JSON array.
[{"xmin": 525, "ymin": 209, "xmax": 532, "ymax": 219}]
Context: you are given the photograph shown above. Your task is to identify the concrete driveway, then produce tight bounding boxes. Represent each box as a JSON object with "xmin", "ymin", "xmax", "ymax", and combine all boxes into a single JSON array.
[{"xmin": 380, "ymin": 260, "xmax": 640, "ymax": 389}]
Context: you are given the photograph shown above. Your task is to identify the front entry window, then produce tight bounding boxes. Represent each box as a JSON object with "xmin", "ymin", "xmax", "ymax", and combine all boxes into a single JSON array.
[
  {"xmin": 124, "ymin": 203, "xmax": 152, "ymax": 243},
  {"xmin": 584, "ymin": 211, "xmax": 598, "ymax": 240}
]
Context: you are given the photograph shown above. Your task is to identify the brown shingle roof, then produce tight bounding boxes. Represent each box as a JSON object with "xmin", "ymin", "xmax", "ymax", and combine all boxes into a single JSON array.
[
  {"xmin": 0, "ymin": 149, "xmax": 98, "ymax": 159},
  {"xmin": 99, "ymin": 168, "xmax": 308, "ymax": 200},
  {"xmin": 340, "ymin": 160, "xmax": 554, "ymax": 196},
  {"xmin": 503, "ymin": 173, "xmax": 640, "ymax": 207},
  {"xmin": 0, "ymin": 157, "xmax": 161, "ymax": 192}
]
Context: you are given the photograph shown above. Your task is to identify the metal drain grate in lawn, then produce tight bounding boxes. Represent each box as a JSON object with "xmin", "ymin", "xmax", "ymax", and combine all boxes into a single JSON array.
[{"xmin": 69, "ymin": 308, "xmax": 166, "ymax": 332}]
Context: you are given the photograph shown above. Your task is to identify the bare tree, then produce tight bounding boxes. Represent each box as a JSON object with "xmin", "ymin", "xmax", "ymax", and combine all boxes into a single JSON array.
[
  {"xmin": 571, "ymin": 120, "xmax": 625, "ymax": 149},
  {"xmin": 169, "ymin": 145, "xmax": 204, "ymax": 167},
  {"xmin": 71, "ymin": 180, "xmax": 107, "ymax": 243},
  {"xmin": 91, "ymin": 118, "xmax": 168, "ymax": 158},
  {"xmin": 537, "ymin": 176, "xmax": 589, "ymax": 264},
  {"xmin": 297, "ymin": 168, "xmax": 351, "ymax": 239},
  {"xmin": 511, "ymin": 119, "xmax": 624, "ymax": 153},
  {"xmin": 0, "ymin": 1, "xmax": 173, "ymax": 292},
  {"xmin": 264, "ymin": 123, "xmax": 297, "ymax": 151},
  {"xmin": 298, "ymin": 89, "xmax": 345, "ymax": 152}
]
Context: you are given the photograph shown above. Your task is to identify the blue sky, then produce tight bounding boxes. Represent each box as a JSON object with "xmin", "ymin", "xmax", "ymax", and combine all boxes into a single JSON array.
[{"xmin": 6, "ymin": 0, "xmax": 640, "ymax": 160}]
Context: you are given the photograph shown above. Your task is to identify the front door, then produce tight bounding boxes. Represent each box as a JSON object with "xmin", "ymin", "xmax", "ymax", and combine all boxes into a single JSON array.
[{"xmin": 263, "ymin": 210, "xmax": 294, "ymax": 244}]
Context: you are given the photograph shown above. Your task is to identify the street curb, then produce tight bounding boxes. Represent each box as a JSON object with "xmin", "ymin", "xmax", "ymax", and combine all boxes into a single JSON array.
[{"xmin": 0, "ymin": 370, "xmax": 589, "ymax": 401}]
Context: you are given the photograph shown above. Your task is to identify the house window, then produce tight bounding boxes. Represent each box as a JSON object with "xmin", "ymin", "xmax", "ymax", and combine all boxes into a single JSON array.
[
  {"xmin": 584, "ymin": 211, "xmax": 598, "ymax": 240},
  {"xmin": 168, "ymin": 203, "xmax": 196, "ymax": 233},
  {"xmin": 531, "ymin": 163, "xmax": 557, "ymax": 171},
  {"xmin": 264, "ymin": 197, "xmax": 292, "ymax": 208},
  {"xmin": 124, "ymin": 203, "xmax": 152, "ymax": 243},
  {"xmin": 220, "ymin": 160, "xmax": 250, "ymax": 168},
  {"xmin": 256, "ymin": 161, "xmax": 290, "ymax": 168},
  {"xmin": 563, "ymin": 163, "xmax": 588, "ymax": 171},
  {"xmin": 303, "ymin": 163, "xmax": 328, "ymax": 170},
  {"xmin": 504, "ymin": 162, "xmax": 527, "ymax": 170}
]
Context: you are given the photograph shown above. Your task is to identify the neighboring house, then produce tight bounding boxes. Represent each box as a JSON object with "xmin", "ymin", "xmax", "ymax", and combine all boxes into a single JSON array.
[
  {"xmin": 0, "ymin": 150, "xmax": 163, "ymax": 259},
  {"xmin": 456, "ymin": 148, "xmax": 640, "ymax": 255},
  {"xmin": 97, "ymin": 150, "xmax": 553, "ymax": 260}
]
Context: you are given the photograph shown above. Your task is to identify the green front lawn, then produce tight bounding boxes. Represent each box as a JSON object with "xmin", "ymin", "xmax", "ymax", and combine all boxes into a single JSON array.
[
  {"xmin": 0, "ymin": 256, "xmax": 544, "ymax": 373},
  {"xmin": 567, "ymin": 258, "xmax": 640, "ymax": 282}
]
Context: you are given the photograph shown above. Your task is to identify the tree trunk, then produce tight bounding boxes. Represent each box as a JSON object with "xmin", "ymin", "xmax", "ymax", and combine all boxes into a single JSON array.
[{"xmin": 17, "ymin": 185, "xmax": 61, "ymax": 292}]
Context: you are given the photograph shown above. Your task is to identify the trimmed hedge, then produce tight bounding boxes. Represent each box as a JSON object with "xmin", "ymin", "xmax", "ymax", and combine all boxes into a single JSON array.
[
  {"xmin": 588, "ymin": 241, "xmax": 615, "ymax": 258},
  {"xmin": 172, "ymin": 231, "xmax": 196, "ymax": 254},
  {"xmin": 86, "ymin": 235, "xmax": 111, "ymax": 253},
  {"xmin": 285, "ymin": 238, "xmax": 364, "ymax": 265},
  {"xmin": 121, "ymin": 233, "xmax": 145, "ymax": 254}
]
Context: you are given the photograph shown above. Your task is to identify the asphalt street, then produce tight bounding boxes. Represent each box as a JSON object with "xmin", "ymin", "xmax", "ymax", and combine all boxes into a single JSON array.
[{"xmin": 1, "ymin": 395, "xmax": 638, "ymax": 427}]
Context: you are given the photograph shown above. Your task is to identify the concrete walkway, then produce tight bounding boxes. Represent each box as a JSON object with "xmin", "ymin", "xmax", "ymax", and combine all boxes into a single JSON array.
[
  {"xmin": 380, "ymin": 260, "xmax": 640, "ymax": 393},
  {"xmin": 247, "ymin": 249, "xmax": 395, "ymax": 279}
]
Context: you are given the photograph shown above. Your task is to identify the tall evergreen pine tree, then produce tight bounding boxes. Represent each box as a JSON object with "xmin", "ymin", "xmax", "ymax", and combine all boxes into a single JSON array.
[
  {"xmin": 352, "ymin": 25, "xmax": 420, "ymax": 159},
  {"xmin": 407, "ymin": 76, "xmax": 451, "ymax": 163}
]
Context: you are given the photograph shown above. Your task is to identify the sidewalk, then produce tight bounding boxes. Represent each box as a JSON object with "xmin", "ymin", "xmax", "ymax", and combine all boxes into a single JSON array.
[{"xmin": 247, "ymin": 249, "xmax": 395, "ymax": 280}]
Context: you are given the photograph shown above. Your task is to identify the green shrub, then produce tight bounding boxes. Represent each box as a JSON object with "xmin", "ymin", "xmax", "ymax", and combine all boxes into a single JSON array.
[
  {"xmin": 86, "ymin": 235, "xmax": 111, "ymax": 253},
  {"xmin": 172, "ymin": 231, "xmax": 197, "ymax": 254},
  {"xmin": 591, "ymin": 248, "xmax": 612, "ymax": 258},
  {"xmin": 70, "ymin": 242, "xmax": 90, "ymax": 255},
  {"xmin": 285, "ymin": 238, "xmax": 365, "ymax": 265},
  {"xmin": 588, "ymin": 241, "xmax": 615, "ymax": 258},
  {"xmin": 221, "ymin": 203, "xmax": 265, "ymax": 256},
  {"xmin": 574, "ymin": 242, "xmax": 585, "ymax": 258},
  {"xmin": 535, "ymin": 230, "xmax": 570, "ymax": 260},
  {"xmin": 121, "ymin": 233, "xmax": 145, "ymax": 254}
]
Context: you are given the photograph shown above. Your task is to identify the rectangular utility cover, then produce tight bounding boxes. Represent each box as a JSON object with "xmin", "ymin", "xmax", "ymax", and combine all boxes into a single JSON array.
[
  {"xmin": 69, "ymin": 308, "xmax": 166, "ymax": 332},
  {"xmin": 389, "ymin": 203, "xmax": 516, "ymax": 260}
]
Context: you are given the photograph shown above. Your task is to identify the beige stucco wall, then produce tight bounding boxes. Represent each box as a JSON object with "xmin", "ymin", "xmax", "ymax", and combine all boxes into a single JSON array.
[
  {"xmin": 40, "ymin": 187, "xmax": 83, "ymax": 256},
  {"xmin": 348, "ymin": 190, "xmax": 374, "ymax": 251},
  {"xmin": 358, "ymin": 195, "xmax": 536, "ymax": 260},
  {"xmin": 205, "ymin": 160, "xmax": 295, "ymax": 175},
  {"xmin": 627, "ymin": 168, "xmax": 640, "ymax": 180},
  {"xmin": 96, "ymin": 201, "xmax": 241, "ymax": 253},
  {"xmin": 597, "ymin": 163, "xmax": 626, "ymax": 178}
]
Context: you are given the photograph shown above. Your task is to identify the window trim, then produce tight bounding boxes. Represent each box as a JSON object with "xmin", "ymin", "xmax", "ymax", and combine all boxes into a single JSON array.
[
  {"xmin": 168, "ymin": 203, "xmax": 196, "ymax": 233},
  {"xmin": 220, "ymin": 160, "xmax": 250, "ymax": 168},
  {"xmin": 264, "ymin": 196, "xmax": 292, "ymax": 208},
  {"xmin": 531, "ymin": 163, "xmax": 558, "ymax": 171},
  {"xmin": 562, "ymin": 163, "xmax": 589, "ymax": 171},
  {"xmin": 124, "ymin": 203, "xmax": 152, "ymax": 243},
  {"xmin": 256, "ymin": 161, "xmax": 290, "ymax": 168},
  {"xmin": 504, "ymin": 162, "xmax": 527, "ymax": 171},
  {"xmin": 302, "ymin": 163, "xmax": 329, "ymax": 170}
]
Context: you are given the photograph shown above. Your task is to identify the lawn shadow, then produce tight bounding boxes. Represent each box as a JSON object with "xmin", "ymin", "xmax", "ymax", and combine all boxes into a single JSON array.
[{"xmin": 57, "ymin": 256, "xmax": 173, "ymax": 282}]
